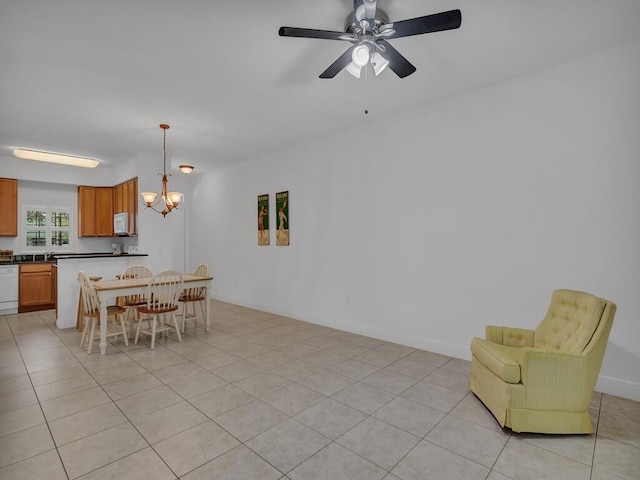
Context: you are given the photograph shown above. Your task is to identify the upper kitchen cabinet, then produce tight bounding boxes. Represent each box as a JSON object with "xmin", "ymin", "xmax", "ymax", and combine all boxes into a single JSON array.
[
  {"xmin": 113, "ymin": 177, "xmax": 137, "ymax": 235},
  {"xmin": 78, "ymin": 186, "xmax": 114, "ymax": 237},
  {"xmin": 0, "ymin": 178, "xmax": 18, "ymax": 236},
  {"xmin": 78, "ymin": 186, "xmax": 95, "ymax": 237},
  {"xmin": 114, "ymin": 182, "xmax": 124, "ymax": 214},
  {"xmin": 126, "ymin": 178, "xmax": 138, "ymax": 234}
]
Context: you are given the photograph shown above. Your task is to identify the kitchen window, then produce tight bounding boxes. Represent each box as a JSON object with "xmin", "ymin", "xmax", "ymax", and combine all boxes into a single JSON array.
[{"xmin": 23, "ymin": 206, "xmax": 72, "ymax": 251}]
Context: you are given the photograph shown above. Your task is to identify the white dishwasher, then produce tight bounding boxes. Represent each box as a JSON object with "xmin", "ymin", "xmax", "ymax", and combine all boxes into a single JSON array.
[{"xmin": 0, "ymin": 265, "xmax": 19, "ymax": 315}]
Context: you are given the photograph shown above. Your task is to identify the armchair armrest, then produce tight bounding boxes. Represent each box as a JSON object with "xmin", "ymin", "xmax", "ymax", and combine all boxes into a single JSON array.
[
  {"xmin": 486, "ymin": 326, "xmax": 535, "ymax": 347},
  {"xmin": 518, "ymin": 348, "xmax": 595, "ymax": 410}
]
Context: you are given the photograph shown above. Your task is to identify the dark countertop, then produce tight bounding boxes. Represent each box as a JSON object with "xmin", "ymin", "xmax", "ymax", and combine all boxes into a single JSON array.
[
  {"xmin": 53, "ymin": 253, "xmax": 148, "ymax": 260},
  {"xmin": 1, "ymin": 252, "xmax": 148, "ymax": 265}
]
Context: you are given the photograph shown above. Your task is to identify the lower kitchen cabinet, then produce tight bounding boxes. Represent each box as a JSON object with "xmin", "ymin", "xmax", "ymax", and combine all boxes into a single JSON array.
[{"xmin": 19, "ymin": 263, "xmax": 56, "ymax": 312}]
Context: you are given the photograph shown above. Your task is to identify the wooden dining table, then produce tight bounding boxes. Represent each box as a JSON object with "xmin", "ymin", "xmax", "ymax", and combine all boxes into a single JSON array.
[{"xmin": 92, "ymin": 273, "xmax": 213, "ymax": 355}]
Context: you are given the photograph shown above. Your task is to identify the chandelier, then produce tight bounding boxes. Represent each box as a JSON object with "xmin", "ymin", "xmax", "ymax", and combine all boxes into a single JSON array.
[{"xmin": 140, "ymin": 124, "xmax": 183, "ymax": 217}]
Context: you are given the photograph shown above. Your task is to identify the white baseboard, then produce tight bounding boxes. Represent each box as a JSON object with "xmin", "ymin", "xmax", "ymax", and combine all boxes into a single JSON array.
[
  {"xmin": 595, "ymin": 375, "xmax": 640, "ymax": 402},
  {"xmin": 213, "ymin": 294, "xmax": 639, "ymax": 402},
  {"xmin": 215, "ymin": 295, "xmax": 471, "ymax": 359}
]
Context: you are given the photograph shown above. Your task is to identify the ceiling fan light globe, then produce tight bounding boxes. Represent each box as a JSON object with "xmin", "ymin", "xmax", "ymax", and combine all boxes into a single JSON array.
[
  {"xmin": 351, "ymin": 44, "xmax": 370, "ymax": 67},
  {"xmin": 371, "ymin": 52, "xmax": 389, "ymax": 76},
  {"xmin": 346, "ymin": 61, "xmax": 362, "ymax": 78}
]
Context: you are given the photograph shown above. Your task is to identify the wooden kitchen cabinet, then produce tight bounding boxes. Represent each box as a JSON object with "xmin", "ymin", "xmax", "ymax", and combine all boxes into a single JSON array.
[
  {"xmin": 19, "ymin": 263, "xmax": 56, "ymax": 312},
  {"xmin": 114, "ymin": 183, "xmax": 124, "ymax": 214},
  {"xmin": 112, "ymin": 177, "xmax": 137, "ymax": 235},
  {"xmin": 78, "ymin": 186, "xmax": 114, "ymax": 237},
  {"xmin": 0, "ymin": 178, "xmax": 18, "ymax": 236},
  {"xmin": 95, "ymin": 187, "xmax": 114, "ymax": 236},
  {"xmin": 126, "ymin": 178, "xmax": 137, "ymax": 234},
  {"xmin": 78, "ymin": 186, "xmax": 96, "ymax": 237}
]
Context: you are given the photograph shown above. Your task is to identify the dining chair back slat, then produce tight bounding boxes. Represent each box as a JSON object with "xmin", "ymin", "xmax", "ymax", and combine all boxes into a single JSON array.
[
  {"xmin": 120, "ymin": 265, "xmax": 153, "ymax": 305},
  {"xmin": 118, "ymin": 265, "xmax": 153, "ymax": 338},
  {"xmin": 134, "ymin": 270, "xmax": 184, "ymax": 349}
]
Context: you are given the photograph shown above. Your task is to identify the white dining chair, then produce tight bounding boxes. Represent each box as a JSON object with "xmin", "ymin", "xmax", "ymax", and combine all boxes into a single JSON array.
[
  {"xmin": 134, "ymin": 270, "xmax": 184, "ymax": 349},
  {"xmin": 118, "ymin": 264, "xmax": 153, "ymax": 337},
  {"xmin": 78, "ymin": 271, "xmax": 128, "ymax": 354},
  {"xmin": 178, "ymin": 263, "xmax": 209, "ymax": 333}
]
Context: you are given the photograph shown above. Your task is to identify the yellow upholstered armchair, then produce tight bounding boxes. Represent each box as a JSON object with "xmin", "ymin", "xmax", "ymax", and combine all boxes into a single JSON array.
[{"xmin": 469, "ymin": 289, "xmax": 616, "ymax": 434}]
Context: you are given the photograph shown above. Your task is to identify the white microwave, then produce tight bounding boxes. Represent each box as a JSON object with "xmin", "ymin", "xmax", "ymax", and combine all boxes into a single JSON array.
[{"xmin": 114, "ymin": 212, "xmax": 129, "ymax": 236}]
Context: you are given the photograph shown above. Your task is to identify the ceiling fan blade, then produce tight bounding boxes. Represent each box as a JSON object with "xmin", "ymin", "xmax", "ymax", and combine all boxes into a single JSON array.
[
  {"xmin": 319, "ymin": 46, "xmax": 356, "ymax": 79},
  {"xmin": 279, "ymin": 26, "xmax": 349, "ymax": 41},
  {"xmin": 386, "ymin": 9, "xmax": 461, "ymax": 39},
  {"xmin": 377, "ymin": 40, "xmax": 416, "ymax": 78}
]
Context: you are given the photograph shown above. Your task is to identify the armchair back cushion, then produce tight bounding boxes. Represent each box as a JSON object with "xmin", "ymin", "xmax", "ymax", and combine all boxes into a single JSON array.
[{"xmin": 534, "ymin": 289, "xmax": 606, "ymax": 353}]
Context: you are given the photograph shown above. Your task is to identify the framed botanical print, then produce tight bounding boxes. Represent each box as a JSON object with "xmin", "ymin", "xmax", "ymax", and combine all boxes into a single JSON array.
[
  {"xmin": 257, "ymin": 194, "xmax": 269, "ymax": 245},
  {"xmin": 276, "ymin": 191, "xmax": 289, "ymax": 246}
]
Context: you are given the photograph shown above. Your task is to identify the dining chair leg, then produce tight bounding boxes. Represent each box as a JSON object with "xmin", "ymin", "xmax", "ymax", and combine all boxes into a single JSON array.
[
  {"xmin": 87, "ymin": 318, "xmax": 97, "ymax": 355},
  {"xmin": 180, "ymin": 300, "xmax": 204, "ymax": 333},
  {"xmin": 134, "ymin": 316, "xmax": 142, "ymax": 345},
  {"xmin": 172, "ymin": 313, "xmax": 182, "ymax": 343},
  {"xmin": 118, "ymin": 313, "xmax": 129, "ymax": 347},
  {"xmin": 125, "ymin": 308, "xmax": 134, "ymax": 338},
  {"xmin": 151, "ymin": 316, "xmax": 157, "ymax": 350},
  {"xmin": 80, "ymin": 316, "xmax": 89, "ymax": 349}
]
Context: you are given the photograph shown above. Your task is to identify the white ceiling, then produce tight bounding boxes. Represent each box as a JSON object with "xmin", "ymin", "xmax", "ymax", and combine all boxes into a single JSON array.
[{"xmin": 1, "ymin": 0, "xmax": 639, "ymax": 173}]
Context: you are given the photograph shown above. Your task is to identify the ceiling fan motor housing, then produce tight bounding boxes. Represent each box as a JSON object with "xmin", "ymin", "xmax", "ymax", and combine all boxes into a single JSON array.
[{"xmin": 345, "ymin": 9, "xmax": 390, "ymax": 35}]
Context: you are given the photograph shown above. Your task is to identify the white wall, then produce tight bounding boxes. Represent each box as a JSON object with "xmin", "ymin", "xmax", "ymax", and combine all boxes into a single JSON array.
[{"xmin": 191, "ymin": 40, "xmax": 640, "ymax": 401}]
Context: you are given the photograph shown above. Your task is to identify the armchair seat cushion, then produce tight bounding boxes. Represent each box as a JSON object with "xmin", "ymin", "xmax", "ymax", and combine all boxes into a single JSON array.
[{"xmin": 471, "ymin": 337, "xmax": 521, "ymax": 383}]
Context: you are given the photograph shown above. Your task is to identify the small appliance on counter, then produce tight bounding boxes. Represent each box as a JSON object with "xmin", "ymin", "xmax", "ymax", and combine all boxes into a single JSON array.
[
  {"xmin": 0, "ymin": 250, "xmax": 13, "ymax": 263},
  {"xmin": 111, "ymin": 243, "xmax": 123, "ymax": 255},
  {"xmin": 127, "ymin": 245, "xmax": 139, "ymax": 254}
]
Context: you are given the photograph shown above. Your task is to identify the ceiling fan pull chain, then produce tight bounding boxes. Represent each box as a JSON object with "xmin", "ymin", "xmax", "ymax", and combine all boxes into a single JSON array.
[{"xmin": 364, "ymin": 63, "xmax": 369, "ymax": 114}]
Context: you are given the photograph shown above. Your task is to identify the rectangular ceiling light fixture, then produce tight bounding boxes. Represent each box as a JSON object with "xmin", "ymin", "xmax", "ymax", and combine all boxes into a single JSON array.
[{"xmin": 13, "ymin": 148, "xmax": 99, "ymax": 168}]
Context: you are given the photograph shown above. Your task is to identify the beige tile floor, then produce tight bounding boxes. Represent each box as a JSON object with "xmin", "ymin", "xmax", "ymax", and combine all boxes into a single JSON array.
[{"xmin": 1, "ymin": 301, "xmax": 639, "ymax": 479}]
